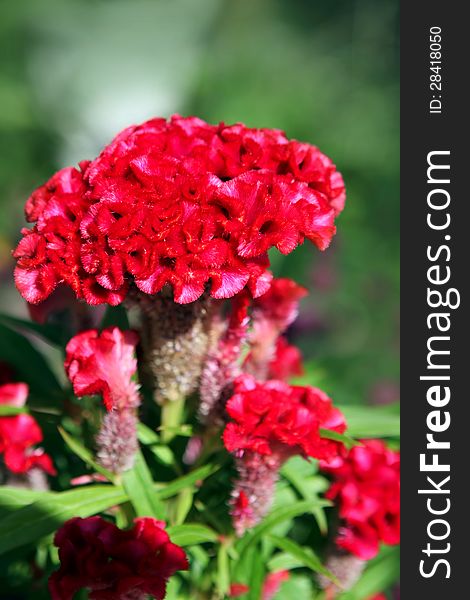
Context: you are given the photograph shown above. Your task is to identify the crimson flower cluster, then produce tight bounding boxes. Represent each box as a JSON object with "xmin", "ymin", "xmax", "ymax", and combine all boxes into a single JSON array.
[
  {"xmin": 14, "ymin": 115, "xmax": 345, "ymax": 306},
  {"xmin": 224, "ymin": 374, "xmax": 346, "ymax": 462},
  {"xmin": 223, "ymin": 374, "xmax": 346, "ymax": 534},
  {"xmin": 321, "ymin": 439, "xmax": 400, "ymax": 560},
  {"xmin": 64, "ymin": 326, "xmax": 139, "ymax": 411},
  {"xmin": 0, "ymin": 382, "xmax": 55, "ymax": 476},
  {"xmin": 49, "ymin": 516, "xmax": 188, "ymax": 600}
]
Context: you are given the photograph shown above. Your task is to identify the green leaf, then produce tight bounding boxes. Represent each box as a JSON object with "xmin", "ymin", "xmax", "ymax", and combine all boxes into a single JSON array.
[
  {"xmin": 278, "ymin": 459, "xmax": 331, "ymax": 534},
  {"xmin": 137, "ymin": 423, "xmax": 179, "ymax": 471},
  {"xmin": 341, "ymin": 546, "xmax": 400, "ymax": 600},
  {"xmin": 267, "ymin": 551, "xmax": 304, "ymax": 572},
  {"xmin": 137, "ymin": 422, "xmax": 160, "ymax": 445},
  {"xmin": 247, "ymin": 545, "xmax": 265, "ymax": 600},
  {"xmin": 150, "ymin": 445, "xmax": 178, "ymax": 469},
  {"xmin": 166, "ymin": 523, "xmax": 217, "ymax": 546},
  {"xmin": 0, "ymin": 322, "xmax": 63, "ymax": 399},
  {"xmin": 268, "ymin": 535, "xmax": 339, "ymax": 584},
  {"xmin": 216, "ymin": 544, "xmax": 231, "ymax": 597},
  {"xmin": 154, "ymin": 463, "xmax": 220, "ymax": 499},
  {"xmin": 169, "ymin": 488, "xmax": 194, "ymax": 526},
  {"xmin": 122, "ymin": 450, "xmax": 165, "ymax": 519},
  {"xmin": 237, "ymin": 499, "xmax": 330, "ymax": 556},
  {"xmin": 58, "ymin": 426, "xmax": 116, "ymax": 484},
  {"xmin": 339, "ymin": 404, "xmax": 400, "ymax": 438},
  {"xmin": 0, "ymin": 485, "xmax": 127, "ymax": 555},
  {"xmin": 0, "ymin": 312, "xmax": 66, "ymax": 347},
  {"xmin": 319, "ymin": 428, "xmax": 359, "ymax": 449},
  {"xmin": 277, "ymin": 573, "xmax": 314, "ymax": 598},
  {"xmin": 0, "ymin": 487, "xmax": 54, "ymax": 519}
]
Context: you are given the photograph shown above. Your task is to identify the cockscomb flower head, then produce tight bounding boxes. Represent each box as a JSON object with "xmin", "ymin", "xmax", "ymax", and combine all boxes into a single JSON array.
[
  {"xmin": 65, "ymin": 327, "xmax": 139, "ymax": 411},
  {"xmin": 14, "ymin": 115, "xmax": 344, "ymax": 307},
  {"xmin": 224, "ymin": 374, "xmax": 346, "ymax": 462},
  {"xmin": 49, "ymin": 516, "xmax": 188, "ymax": 600},
  {"xmin": 0, "ymin": 383, "xmax": 56, "ymax": 475},
  {"xmin": 223, "ymin": 374, "xmax": 346, "ymax": 534},
  {"xmin": 64, "ymin": 327, "xmax": 141, "ymax": 473},
  {"xmin": 321, "ymin": 439, "xmax": 400, "ymax": 560}
]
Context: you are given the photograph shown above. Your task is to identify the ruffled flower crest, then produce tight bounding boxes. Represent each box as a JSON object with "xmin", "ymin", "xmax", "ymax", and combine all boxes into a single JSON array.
[{"xmin": 64, "ymin": 327, "xmax": 141, "ymax": 473}]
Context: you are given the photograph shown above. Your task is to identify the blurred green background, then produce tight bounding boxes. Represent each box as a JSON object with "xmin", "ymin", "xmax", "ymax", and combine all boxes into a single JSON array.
[{"xmin": 0, "ymin": 0, "xmax": 399, "ymax": 409}]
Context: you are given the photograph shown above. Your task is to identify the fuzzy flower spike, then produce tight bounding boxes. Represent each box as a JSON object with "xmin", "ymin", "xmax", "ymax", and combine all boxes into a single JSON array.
[
  {"xmin": 14, "ymin": 116, "xmax": 345, "ymax": 404},
  {"xmin": 64, "ymin": 327, "xmax": 140, "ymax": 474},
  {"xmin": 223, "ymin": 374, "xmax": 346, "ymax": 535}
]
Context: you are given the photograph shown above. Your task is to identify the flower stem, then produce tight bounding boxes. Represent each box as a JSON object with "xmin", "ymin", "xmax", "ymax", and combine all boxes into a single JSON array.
[{"xmin": 160, "ymin": 395, "xmax": 185, "ymax": 443}]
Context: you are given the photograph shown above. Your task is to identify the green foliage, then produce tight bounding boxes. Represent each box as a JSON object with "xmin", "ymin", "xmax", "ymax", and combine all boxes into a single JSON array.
[
  {"xmin": 341, "ymin": 546, "xmax": 400, "ymax": 600},
  {"xmin": 58, "ymin": 426, "xmax": 116, "ymax": 483},
  {"xmin": 122, "ymin": 450, "xmax": 166, "ymax": 519},
  {"xmin": 0, "ymin": 485, "xmax": 128, "ymax": 555},
  {"xmin": 0, "ymin": 322, "xmax": 63, "ymax": 401},
  {"xmin": 339, "ymin": 404, "xmax": 400, "ymax": 438}
]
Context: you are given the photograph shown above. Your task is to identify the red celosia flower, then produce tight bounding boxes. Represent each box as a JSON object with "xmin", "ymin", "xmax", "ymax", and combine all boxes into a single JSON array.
[
  {"xmin": 0, "ymin": 383, "xmax": 56, "ymax": 475},
  {"xmin": 64, "ymin": 327, "xmax": 141, "ymax": 473},
  {"xmin": 262, "ymin": 570, "xmax": 290, "ymax": 600},
  {"xmin": 65, "ymin": 327, "xmax": 139, "ymax": 411},
  {"xmin": 251, "ymin": 277, "xmax": 308, "ymax": 331},
  {"xmin": 321, "ymin": 439, "xmax": 400, "ymax": 560},
  {"xmin": 14, "ymin": 116, "xmax": 344, "ymax": 306},
  {"xmin": 267, "ymin": 336, "xmax": 304, "ymax": 381},
  {"xmin": 224, "ymin": 375, "xmax": 346, "ymax": 461},
  {"xmin": 244, "ymin": 278, "xmax": 307, "ymax": 380},
  {"xmin": 223, "ymin": 374, "xmax": 346, "ymax": 534},
  {"xmin": 368, "ymin": 595, "xmax": 387, "ymax": 600},
  {"xmin": 49, "ymin": 516, "xmax": 188, "ymax": 600}
]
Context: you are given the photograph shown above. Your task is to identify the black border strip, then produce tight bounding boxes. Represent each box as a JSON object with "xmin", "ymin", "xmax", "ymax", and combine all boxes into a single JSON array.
[{"xmin": 401, "ymin": 2, "xmax": 467, "ymax": 595}]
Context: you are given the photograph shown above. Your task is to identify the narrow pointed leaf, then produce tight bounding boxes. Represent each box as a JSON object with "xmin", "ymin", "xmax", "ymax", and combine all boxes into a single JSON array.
[
  {"xmin": 0, "ymin": 485, "xmax": 127, "ymax": 555},
  {"xmin": 122, "ymin": 449, "xmax": 165, "ymax": 519}
]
